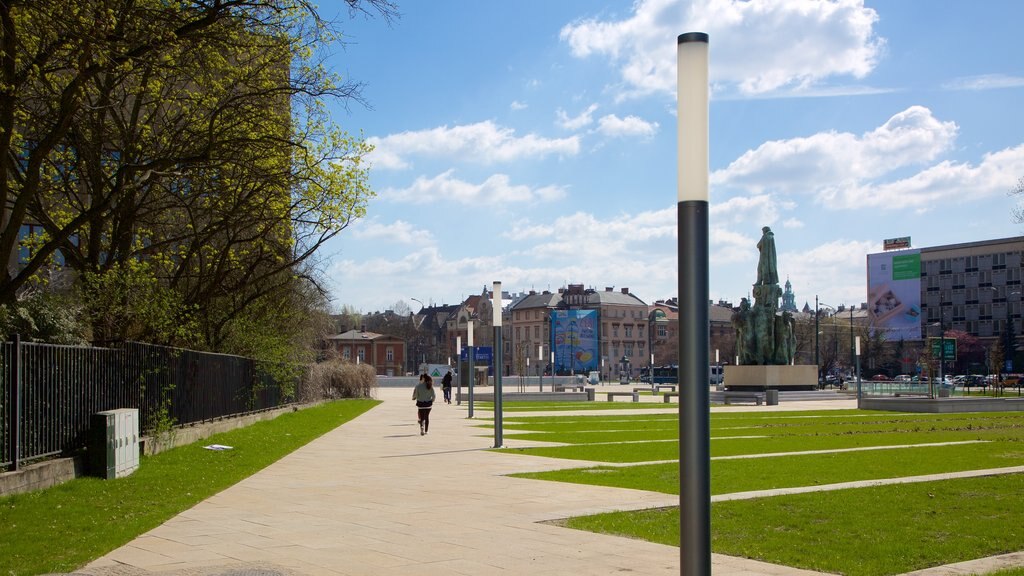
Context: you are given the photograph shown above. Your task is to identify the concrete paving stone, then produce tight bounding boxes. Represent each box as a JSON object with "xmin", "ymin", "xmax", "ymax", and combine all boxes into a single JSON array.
[{"xmin": 78, "ymin": 387, "xmax": 1024, "ymax": 576}]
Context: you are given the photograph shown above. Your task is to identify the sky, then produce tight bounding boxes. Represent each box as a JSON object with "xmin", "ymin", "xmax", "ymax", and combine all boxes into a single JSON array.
[{"xmin": 318, "ymin": 0, "xmax": 1024, "ymax": 315}]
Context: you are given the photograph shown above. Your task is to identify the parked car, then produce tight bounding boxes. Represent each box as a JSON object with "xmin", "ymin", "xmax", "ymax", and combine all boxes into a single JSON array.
[
  {"xmin": 870, "ymin": 373, "xmax": 889, "ymax": 381},
  {"xmin": 894, "ymin": 375, "xmax": 912, "ymax": 382}
]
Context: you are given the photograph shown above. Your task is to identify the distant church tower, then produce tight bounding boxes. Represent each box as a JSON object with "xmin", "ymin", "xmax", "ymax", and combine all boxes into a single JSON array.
[{"xmin": 781, "ymin": 277, "xmax": 798, "ymax": 312}]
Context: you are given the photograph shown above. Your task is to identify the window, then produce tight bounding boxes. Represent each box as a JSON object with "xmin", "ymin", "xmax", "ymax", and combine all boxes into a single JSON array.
[
  {"xmin": 386, "ymin": 347, "xmax": 394, "ymax": 362},
  {"xmin": 342, "ymin": 347, "xmax": 351, "ymax": 360},
  {"xmin": 624, "ymin": 343, "xmax": 634, "ymax": 357},
  {"xmin": 357, "ymin": 348, "xmax": 366, "ymax": 362},
  {"xmin": 658, "ymin": 324, "xmax": 667, "ymax": 338},
  {"xmin": 625, "ymin": 325, "xmax": 633, "ymax": 338},
  {"xmin": 612, "ymin": 324, "xmax": 619, "ymax": 338},
  {"xmin": 515, "ymin": 327, "xmax": 521, "ymax": 341},
  {"xmin": 534, "ymin": 325, "xmax": 539, "ymax": 339}
]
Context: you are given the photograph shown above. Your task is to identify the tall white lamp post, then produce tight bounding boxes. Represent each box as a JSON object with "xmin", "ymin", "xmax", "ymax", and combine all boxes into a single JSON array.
[
  {"xmin": 677, "ymin": 31, "xmax": 710, "ymax": 576},
  {"xmin": 493, "ymin": 281, "xmax": 504, "ymax": 448},
  {"xmin": 456, "ymin": 336, "xmax": 462, "ymax": 406},
  {"xmin": 468, "ymin": 320, "xmax": 475, "ymax": 418}
]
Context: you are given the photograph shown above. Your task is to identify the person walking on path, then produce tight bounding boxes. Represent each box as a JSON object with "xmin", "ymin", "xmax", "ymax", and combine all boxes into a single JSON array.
[
  {"xmin": 441, "ymin": 370, "xmax": 453, "ymax": 404},
  {"xmin": 412, "ymin": 374, "xmax": 436, "ymax": 435}
]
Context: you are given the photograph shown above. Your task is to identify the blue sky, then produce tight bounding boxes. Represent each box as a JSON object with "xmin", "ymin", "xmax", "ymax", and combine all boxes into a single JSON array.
[{"xmin": 320, "ymin": 0, "xmax": 1024, "ymax": 314}]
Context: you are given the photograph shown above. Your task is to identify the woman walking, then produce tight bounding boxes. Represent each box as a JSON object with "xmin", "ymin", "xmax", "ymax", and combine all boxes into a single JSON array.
[{"xmin": 412, "ymin": 374, "xmax": 436, "ymax": 435}]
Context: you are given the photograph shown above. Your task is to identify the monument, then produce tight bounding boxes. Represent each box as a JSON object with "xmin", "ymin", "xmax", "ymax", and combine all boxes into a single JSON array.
[{"xmin": 726, "ymin": 226, "xmax": 817, "ymax": 390}]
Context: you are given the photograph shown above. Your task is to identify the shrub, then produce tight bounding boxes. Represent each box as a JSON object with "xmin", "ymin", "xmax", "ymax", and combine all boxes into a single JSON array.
[{"xmin": 303, "ymin": 359, "xmax": 377, "ymax": 400}]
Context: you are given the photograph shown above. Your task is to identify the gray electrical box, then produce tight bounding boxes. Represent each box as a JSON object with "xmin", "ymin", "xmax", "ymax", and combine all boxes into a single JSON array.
[{"xmin": 90, "ymin": 408, "xmax": 140, "ymax": 479}]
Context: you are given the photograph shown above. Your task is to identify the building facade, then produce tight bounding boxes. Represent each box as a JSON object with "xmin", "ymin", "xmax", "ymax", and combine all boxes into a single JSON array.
[{"xmin": 324, "ymin": 329, "xmax": 406, "ymax": 377}]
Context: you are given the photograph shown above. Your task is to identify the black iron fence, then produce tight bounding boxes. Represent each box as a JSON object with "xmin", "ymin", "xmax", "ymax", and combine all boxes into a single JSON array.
[{"xmin": 2, "ymin": 337, "xmax": 298, "ymax": 471}]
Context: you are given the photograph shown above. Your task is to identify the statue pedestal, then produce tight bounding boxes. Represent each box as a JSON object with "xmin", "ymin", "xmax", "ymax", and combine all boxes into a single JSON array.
[{"xmin": 724, "ymin": 365, "xmax": 817, "ymax": 391}]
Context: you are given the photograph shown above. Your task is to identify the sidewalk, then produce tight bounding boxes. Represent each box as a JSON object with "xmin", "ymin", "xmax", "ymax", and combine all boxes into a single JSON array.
[{"xmin": 78, "ymin": 387, "xmax": 838, "ymax": 576}]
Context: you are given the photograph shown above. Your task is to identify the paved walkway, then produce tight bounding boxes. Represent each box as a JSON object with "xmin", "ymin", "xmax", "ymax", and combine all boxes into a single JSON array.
[{"xmin": 76, "ymin": 388, "xmax": 1019, "ymax": 576}]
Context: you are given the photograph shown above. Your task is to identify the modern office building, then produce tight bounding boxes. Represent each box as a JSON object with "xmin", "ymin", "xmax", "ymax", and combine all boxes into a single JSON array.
[{"xmin": 867, "ymin": 235, "xmax": 1023, "ymax": 372}]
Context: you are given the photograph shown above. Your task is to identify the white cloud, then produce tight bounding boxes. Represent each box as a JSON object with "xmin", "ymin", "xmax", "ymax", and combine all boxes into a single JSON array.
[
  {"xmin": 351, "ymin": 219, "xmax": 435, "ymax": 245},
  {"xmin": 556, "ymin": 103, "xmax": 599, "ymax": 130},
  {"xmin": 943, "ymin": 74, "xmax": 1024, "ymax": 91},
  {"xmin": 711, "ymin": 106, "xmax": 958, "ymax": 195},
  {"xmin": 595, "ymin": 114, "xmax": 659, "ymax": 138},
  {"xmin": 510, "ymin": 100, "xmax": 528, "ymax": 110},
  {"xmin": 367, "ymin": 120, "xmax": 580, "ymax": 170},
  {"xmin": 710, "ymin": 194, "xmax": 790, "ymax": 226},
  {"xmin": 829, "ymin": 144, "xmax": 1024, "ymax": 211},
  {"xmin": 560, "ymin": 0, "xmax": 884, "ymax": 98},
  {"xmin": 382, "ymin": 169, "xmax": 568, "ymax": 205}
]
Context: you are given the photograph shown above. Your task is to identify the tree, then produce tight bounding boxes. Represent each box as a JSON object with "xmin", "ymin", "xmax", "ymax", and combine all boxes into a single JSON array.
[{"xmin": 1, "ymin": 1, "xmax": 397, "ymax": 359}]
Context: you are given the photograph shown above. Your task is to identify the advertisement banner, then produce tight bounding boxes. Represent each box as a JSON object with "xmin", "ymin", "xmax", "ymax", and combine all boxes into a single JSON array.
[
  {"xmin": 550, "ymin": 309, "xmax": 599, "ymax": 375},
  {"xmin": 867, "ymin": 250, "xmax": 922, "ymax": 340}
]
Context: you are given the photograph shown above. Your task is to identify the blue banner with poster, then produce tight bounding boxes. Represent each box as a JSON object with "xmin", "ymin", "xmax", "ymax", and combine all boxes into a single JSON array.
[
  {"xmin": 867, "ymin": 249, "xmax": 922, "ymax": 340},
  {"xmin": 550, "ymin": 309, "xmax": 599, "ymax": 375}
]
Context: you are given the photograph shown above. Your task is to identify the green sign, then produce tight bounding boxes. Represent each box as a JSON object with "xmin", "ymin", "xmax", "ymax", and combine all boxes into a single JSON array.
[
  {"xmin": 891, "ymin": 253, "xmax": 921, "ymax": 280},
  {"xmin": 929, "ymin": 337, "xmax": 957, "ymax": 361}
]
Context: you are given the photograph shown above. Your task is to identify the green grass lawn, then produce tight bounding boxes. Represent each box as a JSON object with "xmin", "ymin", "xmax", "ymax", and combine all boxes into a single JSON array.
[
  {"xmin": 0, "ymin": 399, "xmax": 378, "ymax": 576},
  {"xmin": 564, "ymin": 474, "xmax": 1024, "ymax": 576},
  {"xmin": 506, "ymin": 408, "xmax": 1024, "ymax": 575},
  {"xmin": 513, "ymin": 440, "xmax": 1024, "ymax": 495}
]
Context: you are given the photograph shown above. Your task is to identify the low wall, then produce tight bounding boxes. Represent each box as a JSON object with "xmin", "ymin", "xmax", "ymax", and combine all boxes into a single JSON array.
[
  {"xmin": 725, "ymin": 364, "xmax": 818, "ymax": 390},
  {"xmin": 455, "ymin": 390, "xmax": 590, "ymax": 403},
  {"xmin": 860, "ymin": 396, "xmax": 1024, "ymax": 413},
  {"xmin": 0, "ymin": 402, "xmax": 319, "ymax": 497}
]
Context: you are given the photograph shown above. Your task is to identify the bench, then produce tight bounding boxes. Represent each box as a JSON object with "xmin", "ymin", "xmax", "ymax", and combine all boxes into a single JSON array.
[
  {"xmin": 654, "ymin": 384, "xmax": 677, "ymax": 392},
  {"xmin": 723, "ymin": 392, "xmax": 764, "ymax": 405},
  {"xmin": 554, "ymin": 385, "xmax": 585, "ymax": 392},
  {"xmin": 662, "ymin": 391, "xmax": 679, "ymax": 403},
  {"xmin": 606, "ymin": 391, "xmax": 639, "ymax": 402}
]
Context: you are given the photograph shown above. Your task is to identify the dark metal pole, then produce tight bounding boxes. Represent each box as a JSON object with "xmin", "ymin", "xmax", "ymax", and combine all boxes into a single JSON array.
[
  {"xmin": 815, "ymin": 295, "xmax": 820, "ymax": 385},
  {"xmin": 677, "ymin": 31, "xmax": 710, "ymax": 576},
  {"xmin": 850, "ymin": 306, "xmax": 855, "ymax": 373}
]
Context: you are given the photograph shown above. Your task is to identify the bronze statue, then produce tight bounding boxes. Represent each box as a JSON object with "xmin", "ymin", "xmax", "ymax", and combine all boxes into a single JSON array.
[{"xmin": 733, "ymin": 226, "xmax": 795, "ymax": 365}]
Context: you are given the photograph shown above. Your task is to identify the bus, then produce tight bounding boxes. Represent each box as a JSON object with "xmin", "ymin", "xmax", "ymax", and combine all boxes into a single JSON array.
[{"xmin": 641, "ymin": 364, "xmax": 724, "ymax": 385}]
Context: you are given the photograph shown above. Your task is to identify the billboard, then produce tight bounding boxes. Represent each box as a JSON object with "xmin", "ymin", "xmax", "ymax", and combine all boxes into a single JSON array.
[
  {"xmin": 867, "ymin": 249, "xmax": 922, "ymax": 340},
  {"xmin": 550, "ymin": 309, "xmax": 599, "ymax": 375}
]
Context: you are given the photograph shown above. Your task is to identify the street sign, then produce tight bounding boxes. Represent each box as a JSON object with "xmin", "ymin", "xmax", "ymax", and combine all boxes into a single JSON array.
[
  {"xmin": 929, "ymin": 338, "xmax": 957, "ymax": 361},
  {"xmin": 459, "ymin": 346, "xmax": 493, "ymax": 364}
]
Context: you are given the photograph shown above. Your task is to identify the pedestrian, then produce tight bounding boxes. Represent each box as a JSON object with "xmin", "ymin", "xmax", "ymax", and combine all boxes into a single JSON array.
[
  {"xmin": 441, "ymin": 370, "xmax": 453, "ymax": 404},
  {"xmin": 412, "ymin": 373, "xmax": 436, "ymax": 435}
]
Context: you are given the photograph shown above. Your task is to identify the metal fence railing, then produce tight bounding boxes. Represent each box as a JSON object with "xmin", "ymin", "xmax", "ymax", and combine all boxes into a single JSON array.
[{"xmin": 2, "ymin": 337, "xmax": 297, "ymax": 471}]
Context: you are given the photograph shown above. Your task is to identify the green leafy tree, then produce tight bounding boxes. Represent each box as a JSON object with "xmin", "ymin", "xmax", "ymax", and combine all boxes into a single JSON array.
[{"xmin": 1, "ymin": 0, "xmax": 397, "ymax": 360}]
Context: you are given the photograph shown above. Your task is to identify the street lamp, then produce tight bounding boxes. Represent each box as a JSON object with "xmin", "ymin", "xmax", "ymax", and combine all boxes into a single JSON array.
[
  {"xmin": 815, "ymin": 298, "xmax": 835, "ymax": 386},
  {"xmin": 538, "ymin": 344, "xmax": 544, "ymax": 392},
  {"xmin": 456, "ymin": 336, "xmax": 462, "ymax": 406},
  {"xmin": 468, "ymin": 320, "xmax": 475, "ymax": 418},
  {"xmin": 493, "ymin": 281, "xmax": 503, "ymax": 448},
  {"xmin": 855, "ymin": 336, "xmax": 862, "ymax": 405}
]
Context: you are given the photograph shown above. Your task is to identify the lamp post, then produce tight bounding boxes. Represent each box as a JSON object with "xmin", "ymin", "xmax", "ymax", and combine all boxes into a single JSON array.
[
  {"xmin": 468, "ymin": 320, "xmax": 475, "ymax": 418},
  {"xmin": 456, "ymin": 336, "xmax": 462, "ymax": 406},
  {"xmin": 938, "ymin": 292, "xmax": 945, "ymax": 391},
  {"xmin": 678, "ymin": 31, "xmax": 710, "ymax": 576},
  {"xmin": 855, "ymin": 336, "xmax": 862, "ymax": 406},
  {"xmin": 849, "ymin": 305, "xmax": 855, "ymax": 377},
  {"xmin": 493, "ymin": 281, "xmax": 504, "ymax": 448},
  {"xmin": 538, "ymin": 344, "xmax": 544, "ymax": 391}
]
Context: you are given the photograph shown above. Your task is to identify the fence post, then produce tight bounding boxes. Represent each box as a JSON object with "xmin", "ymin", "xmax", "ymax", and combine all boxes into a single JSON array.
[{"xmin": 8, "ymin": 334, "xmax": 21, "ymax": 471}]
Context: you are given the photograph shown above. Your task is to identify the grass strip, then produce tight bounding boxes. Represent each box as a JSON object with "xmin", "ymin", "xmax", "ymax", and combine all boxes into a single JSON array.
[
  {"xmin": 501, "ymin": 425, "xmax": 1024, "ymax": 462},
  {"xmin": 561, "ymin": 474, "xmax": 1024, "ymax": 576},
  {"xmin": 512, "ymin": 441, "xmax": 1024, "ymax": 495},
  {"xmin": 0, "ymin": 399, "xmax": 378, "ymax": 576}
]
